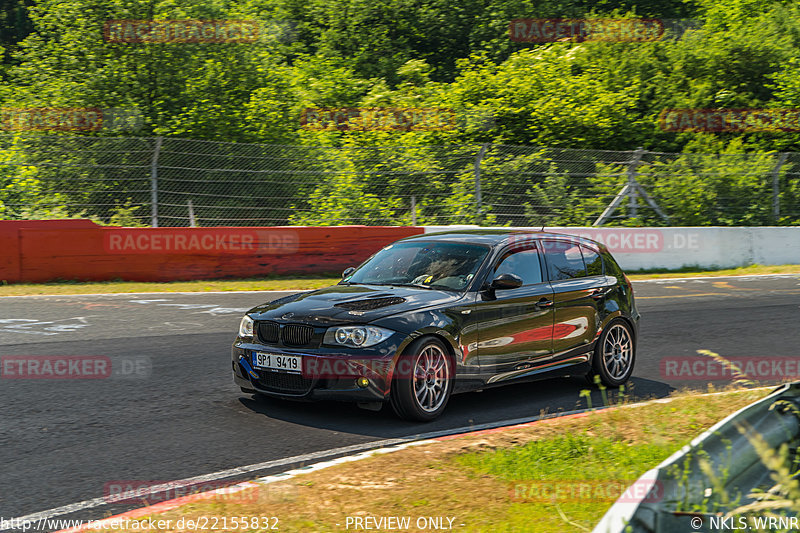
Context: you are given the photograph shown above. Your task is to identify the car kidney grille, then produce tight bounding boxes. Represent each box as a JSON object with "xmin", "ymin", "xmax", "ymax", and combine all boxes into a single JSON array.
[
  {"xmin": 255, "ymin": 370, "xmax": 313, "ymax": 394},
  {"xmin": 257, "ymin": 321, "xmax": 280, "ymax": 343},
  {"xmin": 282, "ymin": 324, "xmax": 314, "ymax": 346}
]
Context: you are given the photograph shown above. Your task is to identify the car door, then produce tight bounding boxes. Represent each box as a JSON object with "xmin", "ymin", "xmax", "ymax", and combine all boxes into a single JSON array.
[
  {"xmin": 541, "ymin": 239, "xmax": 610, "ymax": 357},
  {"xmin": 473, "ymin": 242, "xmax": 555, "ymax": 378}
]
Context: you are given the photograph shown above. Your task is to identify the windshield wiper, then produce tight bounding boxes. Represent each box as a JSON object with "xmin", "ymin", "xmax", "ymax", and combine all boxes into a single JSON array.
[
  {"xmin": 356, "ymin": 281, "xmax": 460, "ymax": 292},
  {"xmin": 387, "ymin": 282, "xmax": 436, "ymax": 290},
  {"xmin": 426, "ymin": 284, "xmax": 460, "ymax": 292}
]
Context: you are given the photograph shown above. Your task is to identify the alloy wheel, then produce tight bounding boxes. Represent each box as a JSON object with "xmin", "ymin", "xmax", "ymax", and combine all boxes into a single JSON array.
[
  {"xmin": 413, "ymin": 344, "xmax": 450, "ymax": 412},
  {"xmin": 602, "ymin": 323, "xmax": 633, "ymax": 380}
]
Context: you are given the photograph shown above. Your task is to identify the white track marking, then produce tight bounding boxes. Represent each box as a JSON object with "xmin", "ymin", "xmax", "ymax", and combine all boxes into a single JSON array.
[
  {"xmin": 0, "ymin": 409, "xmax": 592, "ymax": 529},
  {"xmin": 1, "ymin": 275, "xmax": 796, "ymax": 300},
  {"xmin": 2, "ymin": 387, "xmax": 775, "ymax": 531},
  {"xmin": 0, "ymin": 316, "xmax": 95, "ymax": 336},
  {"xmin": 0, "ymin": 290, "xmax": 311, "ymax": 299},
  {"xmin": 633, "ymin": 273, "xmax": 800, "ymax": 283}
]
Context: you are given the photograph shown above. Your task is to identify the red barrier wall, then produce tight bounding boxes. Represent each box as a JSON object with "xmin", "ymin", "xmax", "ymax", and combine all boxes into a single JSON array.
[{"xmin": 0, "ymin": 220, "xmax": 423, "ymax": 283}]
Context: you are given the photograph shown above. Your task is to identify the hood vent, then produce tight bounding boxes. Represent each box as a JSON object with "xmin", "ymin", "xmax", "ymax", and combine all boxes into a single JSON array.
[{"xmin": 334, "ymin": 297, "xmax": 406, "ymax": 311}]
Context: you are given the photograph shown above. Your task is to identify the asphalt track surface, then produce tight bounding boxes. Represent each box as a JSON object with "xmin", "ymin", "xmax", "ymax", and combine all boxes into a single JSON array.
[{"xmin": 1, "ymin": 275, "xmax": 799, "ymax": 525}]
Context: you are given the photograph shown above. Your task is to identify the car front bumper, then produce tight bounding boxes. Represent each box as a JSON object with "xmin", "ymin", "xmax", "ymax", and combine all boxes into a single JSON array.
[{"xmin": 231, "ymin": 340, "xmax": 402, "ymax": 403}]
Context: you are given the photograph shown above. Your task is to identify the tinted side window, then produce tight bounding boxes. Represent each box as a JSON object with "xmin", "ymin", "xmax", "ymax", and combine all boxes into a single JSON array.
[
  {"xmin": 494, "ymin": 248, "xmax": 543, "ymax": 286},
  {"xmin": 603, "ymin": 252, "xmax": 625, "ymax": 278},
  {"xmin": 581, "ymin": 246, "xmax": 603, "ymax": 276},
  {"xmin": 543, "ymin": 241, "xmax": 586, "ymax": 281}
]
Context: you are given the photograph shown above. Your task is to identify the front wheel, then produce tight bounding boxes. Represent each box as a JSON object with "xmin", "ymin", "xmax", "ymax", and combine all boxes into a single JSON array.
[
  {"xmin": 589, "ymin": 319, "xmax": 635, "ymax": 387},
  {"xmin": 390, "ymin": 337, "xmax": 453, "ymax": 422}
]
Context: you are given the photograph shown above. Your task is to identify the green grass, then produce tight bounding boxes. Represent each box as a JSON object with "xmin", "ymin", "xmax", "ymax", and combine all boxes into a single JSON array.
[
  {"xmin": 626, "ymin": 263, "xmax": 800, "ymax": 280},
  {"xmin": 100, "ymin": 388, "xmax": 769, "ymax": 533},
  {"xmin": 455, "ymin": 433, "xmax": 676, "ymax": 530},
  {"xmin": 0, "ymin": 275, "xmax": 340, "ymax": 296},
  {"xmin": 1, "ymin": 264, "xmax": 798, "ymax": 296},
  {"xmin": 457, "ymin": 433, "xmax": 671, "ymax": 482}
]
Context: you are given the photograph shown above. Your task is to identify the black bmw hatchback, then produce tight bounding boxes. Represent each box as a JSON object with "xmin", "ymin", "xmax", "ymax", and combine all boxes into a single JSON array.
[{"xmin": 232, "ymin": 230, "xmax": 640, "ymax": 421}]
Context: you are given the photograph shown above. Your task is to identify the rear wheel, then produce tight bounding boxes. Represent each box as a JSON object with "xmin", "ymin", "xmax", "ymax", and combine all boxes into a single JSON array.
[
  {"xmin": 588, "ymin": 319, "xmax": 635, "ymax": 387},
  {"xmin": 390, "ymin": 337, "xmax": 453, "ymax": 422}
]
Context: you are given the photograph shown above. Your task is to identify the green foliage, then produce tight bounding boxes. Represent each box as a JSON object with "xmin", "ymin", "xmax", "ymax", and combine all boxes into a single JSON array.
[
  {"xmin": 0, "ymin": 136, "xmax": 71, "ymax": 219},
  {"xmin": 104, "ymin": 200, "xmax": 146, "ymax": 227},
  {"xmin": 2, "ymin": 0, "xmax": 800, "ymax": 225},
  {"xmin": 0, "ymin": 165, "xmax": 71, "ymax": 219},
  {"xmin": 6, "ymin": 0, "xmax": 799, "ymax": 149},
  {"xmin": 634, "ymin": 154, "xmax": 778, "ymax": 226},
  {"xmin": 289, "ymin": 171, "xmax": 409, "ymax": 226}
]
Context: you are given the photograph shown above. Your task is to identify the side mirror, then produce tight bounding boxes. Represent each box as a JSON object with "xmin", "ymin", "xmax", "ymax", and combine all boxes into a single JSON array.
[
  {"xmin": 342, "ymin": 267, "xmax": 356, "ymax": 279},
  {"xmin": 490, "ymin": 273, "xmax": 523, "ymax": 290}
]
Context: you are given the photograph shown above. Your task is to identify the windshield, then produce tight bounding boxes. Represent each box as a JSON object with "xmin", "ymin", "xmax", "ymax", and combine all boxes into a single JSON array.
[{"xmin": 345, "ymin": 241, "xmax": 490, "ymax": 291}]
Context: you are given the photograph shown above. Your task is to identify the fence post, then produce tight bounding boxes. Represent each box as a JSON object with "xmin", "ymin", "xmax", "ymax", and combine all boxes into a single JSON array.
[
  {"xmin": 150, "ymin": 136, "xmax": 163, "ymax": 228},
  {"xmin": 771, "ymin": 153, "xmax": 788, "ymax": 222},
  {"xmin": 474, "ymin": 143, "xmax": 488, "ymax": 223},
  {"xmin": 410, "ymin": 195, "xmax": 417, "ymax": 225},
  {"xmin": 627, "ymin": 147, "xmax": 645, "ymax": 220},
  {"xmin": 593, "ymin": 148, "xmax": 643, "ymax": 227},
  {"xmin": 188, "ymin": 199, "xmax": 196, "ymax": 227}
]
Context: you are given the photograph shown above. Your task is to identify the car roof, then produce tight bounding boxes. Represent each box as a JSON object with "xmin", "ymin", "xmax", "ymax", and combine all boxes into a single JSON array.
[{"xmin": 399, "ymin": 229, "xmax": 605, "ymax": 249}]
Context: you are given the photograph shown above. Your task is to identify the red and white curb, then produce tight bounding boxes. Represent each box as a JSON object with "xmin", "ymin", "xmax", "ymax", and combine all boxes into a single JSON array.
[
  {"xmin": 43, "ymin": 410, "xmax": 597, "ymax": 533},
  {"xmin": 53, "ymin": 442, "xmax": 439, "ymax": 533}
]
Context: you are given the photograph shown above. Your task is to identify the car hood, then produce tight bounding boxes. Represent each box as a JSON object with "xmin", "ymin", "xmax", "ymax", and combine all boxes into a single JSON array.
[{"xmin": 248, "ymin": 284, "xmax": 463, "ymax": 326}]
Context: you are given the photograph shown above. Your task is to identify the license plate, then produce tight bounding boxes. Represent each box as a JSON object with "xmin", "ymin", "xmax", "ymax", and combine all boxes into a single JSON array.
[{"xmin": 252, "ymin": 352, "xmax": 302, "ymax": 373}]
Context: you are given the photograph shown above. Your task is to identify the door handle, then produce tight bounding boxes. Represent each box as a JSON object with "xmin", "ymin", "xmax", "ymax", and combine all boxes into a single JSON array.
[
  {"xmin": 590, "ymin": 288, "xmax": 609, "ymax": 300},
  {"xmin": 536, "ymin": 298, "xmax": 554, "ymax": 308}
]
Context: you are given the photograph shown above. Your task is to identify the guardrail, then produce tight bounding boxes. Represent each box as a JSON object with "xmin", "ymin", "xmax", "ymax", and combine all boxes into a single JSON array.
[
  {"xmin": 593, "ymin": 382, "xmax": 800, "ymax": 532},
  {"xmin": 426, "ymin": 226, "xmax": 800, "ymax": 271},
  {"xmin": 1, "ymin": 221, "xmax": 797, "ymax": 283},
  {"xmin": 0, "ymin": 220, "xmax": 421, "ymax": 283}
]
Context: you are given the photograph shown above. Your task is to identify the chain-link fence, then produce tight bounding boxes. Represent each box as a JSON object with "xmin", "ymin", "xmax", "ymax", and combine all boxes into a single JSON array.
[{"xmin": 1, "ymin": 134, "xmax": 799, "ymax": 227}]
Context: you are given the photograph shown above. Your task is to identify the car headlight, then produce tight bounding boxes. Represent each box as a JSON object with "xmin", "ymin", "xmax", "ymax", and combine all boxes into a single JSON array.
[
  {"xmin": 323, "ymin": 326, "xmax": 394, "ymax": 348},
  {"xmin": 238, "ymin": 315, "xmax": 254, "ymax": 338}
]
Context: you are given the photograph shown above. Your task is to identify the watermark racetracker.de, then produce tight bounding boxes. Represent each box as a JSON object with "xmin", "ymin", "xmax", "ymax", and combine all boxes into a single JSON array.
[
  {"xmin": 509, "ymin": 18, "xmax": 701, "ymax": 42},
  {"xmin": 659, "ymin": 108, "xmax": 800, "ymax": 132},
  {"xmin": 102, "ymin": 479, "xmax": 276, "ymax": 504},
  {"xmin": 103, "ymin": 229, "xmax": 299, "ymax": 254},
  {"xmin": 301, "ymin": 107, "xmax": 457, "ymax": 132},
  {"xmin": 510, "ymin": 479, "xmax": 663, "ymax": 503},
  {"xmin": 1, "ymin": 107, "xmax": 142, "ymax": 132},
  {"xmin": 661, "ymin": 356, "xmax": 800, "ymax": 382},
  {"xmin": 1, "ymin": 355, "xmax": 151, "ymax": 380},
  {"xmin": 509, "ymin": 228, "xmax": 701, "ymax": 254},
  {"xmin": 103, "ymin": 20, "xmax": 260, "ymax": 43},
  {"xmin": 300, "ymin": 107, "xmax": 495, "ymax": 132},
  {"xmin": 509, "ymin": 18, "xmax": 664, "ymax": 42}
]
